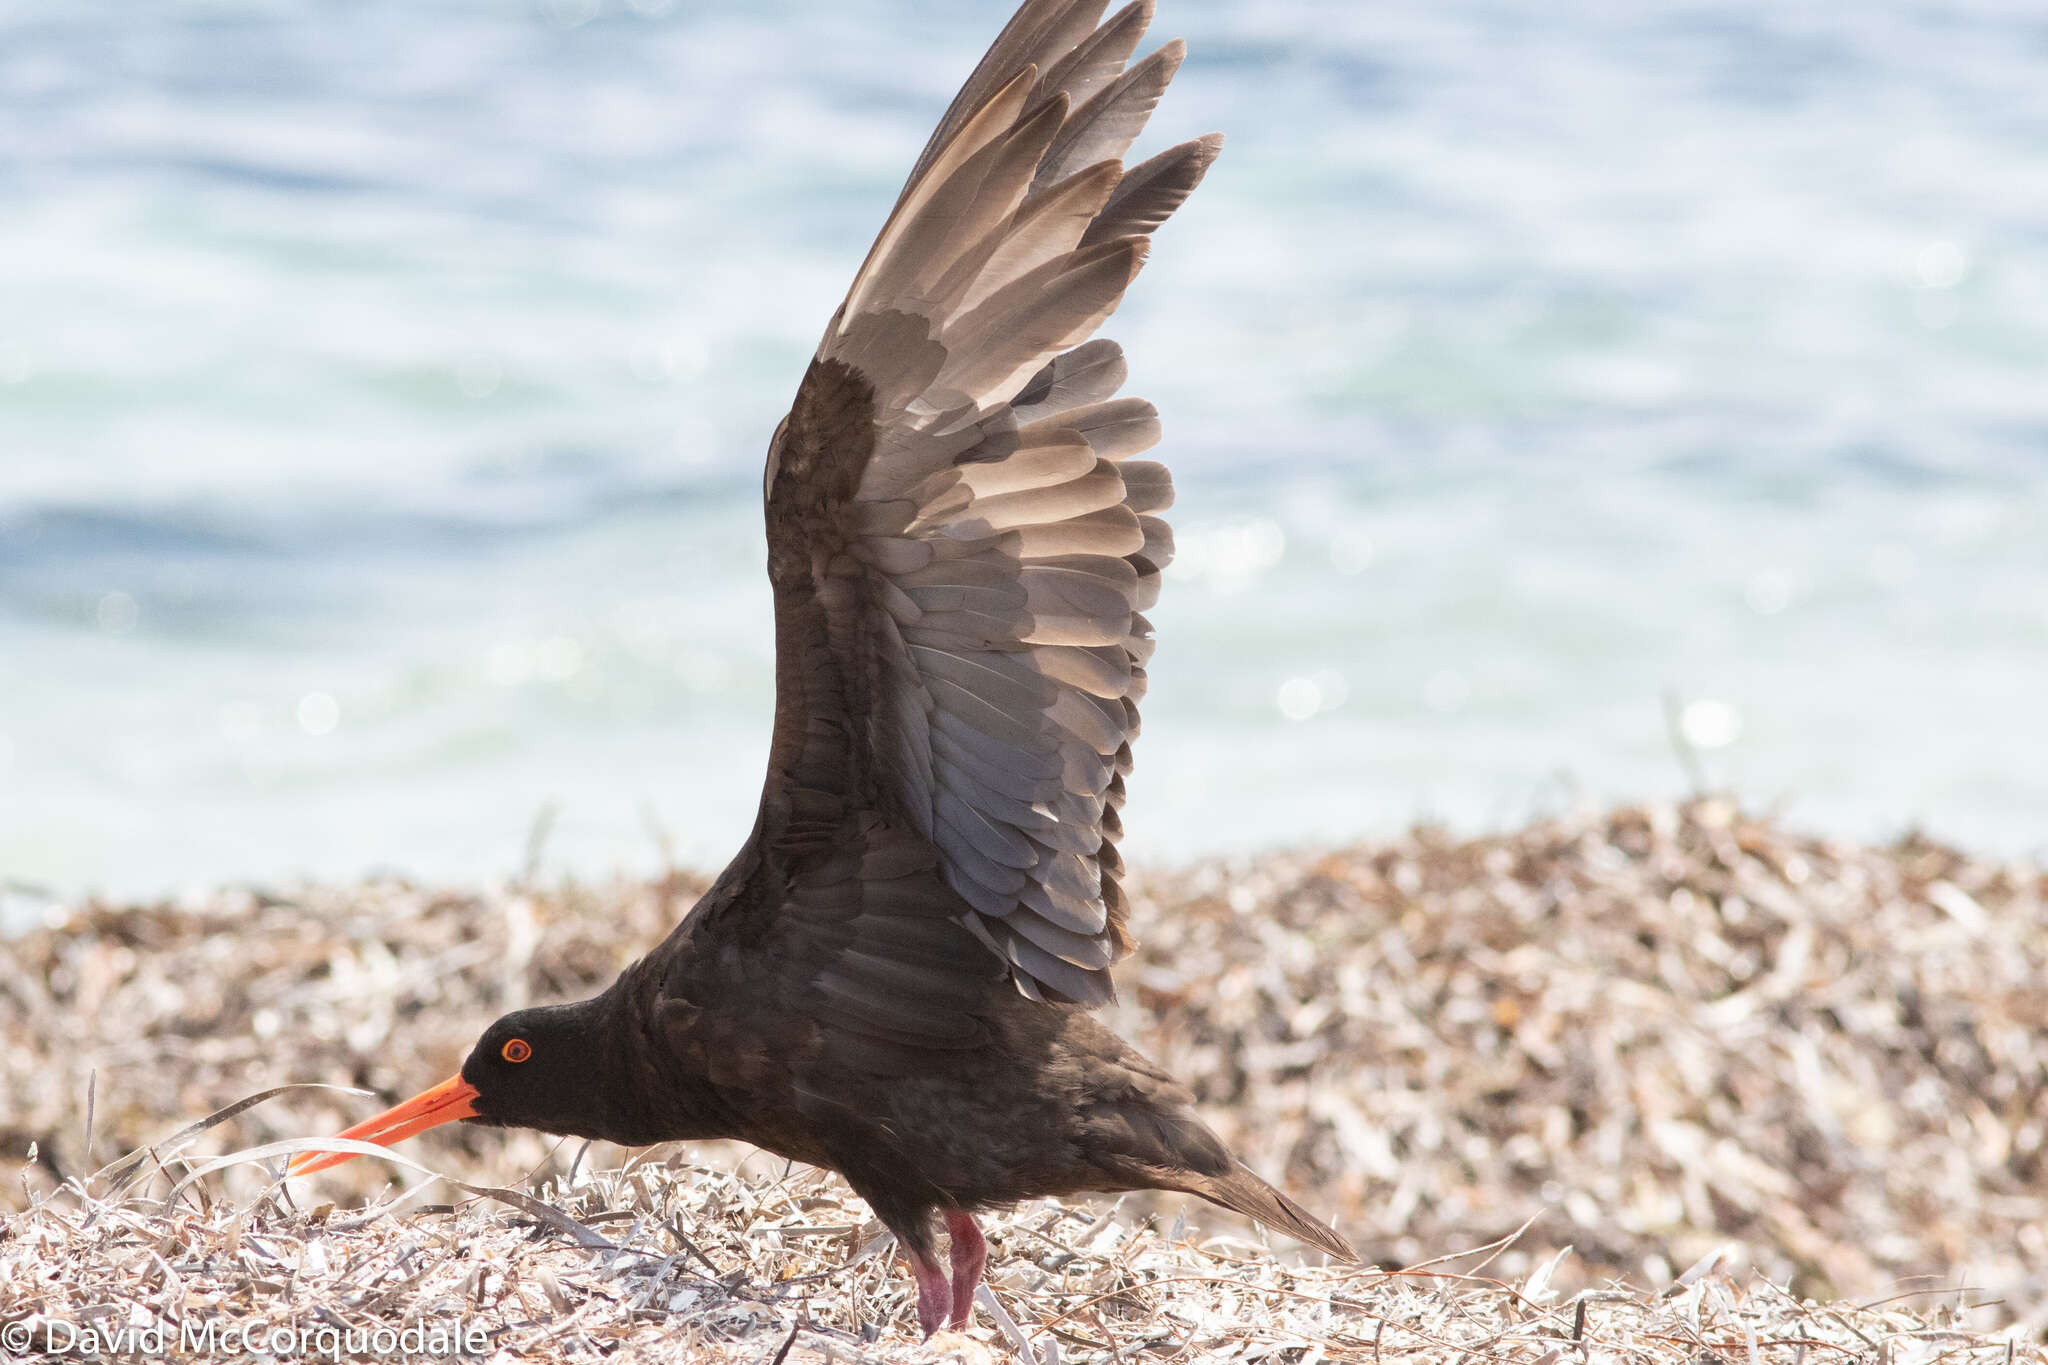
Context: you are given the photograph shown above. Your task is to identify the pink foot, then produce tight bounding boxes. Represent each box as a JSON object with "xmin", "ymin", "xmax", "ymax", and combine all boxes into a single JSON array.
[
  {"xmin": 944, "ymin": 1211, "xmax": 986, "ymax": 1331},
  {"xmin": 907, "ymin": 1246, "xmax": 951, "ymax": 1338}
]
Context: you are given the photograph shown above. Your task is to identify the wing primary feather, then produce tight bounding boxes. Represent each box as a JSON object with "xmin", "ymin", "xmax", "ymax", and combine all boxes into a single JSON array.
[
  {"xmin": 1080, "ymin": 133, "xmax": 1224, "ymax": 248},
  {"xmin": 1040, "ymin": 0, "xmax": 1154, "ymax": 110},
  {"xmin": 1034, "ymin": 40, "xmax": 1187, "ymax": 191},
  {"xmin": 849, "ymin": 65, "xmax": 1042, "ymax": 325},
  {"xmin": 901, "ymin": 0, "xmax": 1107, "ymax": 192}
]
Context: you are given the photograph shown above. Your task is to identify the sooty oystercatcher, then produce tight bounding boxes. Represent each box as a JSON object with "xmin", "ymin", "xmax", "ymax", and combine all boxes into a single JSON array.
[{"xmin": 294, "ymin": 0, "xmax": 1355, "ymax": 1335}]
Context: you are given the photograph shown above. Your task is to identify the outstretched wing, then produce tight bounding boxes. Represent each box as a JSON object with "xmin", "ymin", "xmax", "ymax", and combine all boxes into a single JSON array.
[{"xmin": 755, "ymin": 0, "xmax": 1218, "ymax": 1009}]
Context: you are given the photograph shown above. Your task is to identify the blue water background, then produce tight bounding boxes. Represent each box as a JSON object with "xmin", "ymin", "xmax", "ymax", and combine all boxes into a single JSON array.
[{"xmin": 3, "ymin": 0, "xmax": 2045, "ymax": 913}]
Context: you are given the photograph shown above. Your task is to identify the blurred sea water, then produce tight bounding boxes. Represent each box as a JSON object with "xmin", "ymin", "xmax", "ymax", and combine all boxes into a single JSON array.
[{"xmin": 3, "ymin": 0, "xmax": 2045, "ymax": 911}]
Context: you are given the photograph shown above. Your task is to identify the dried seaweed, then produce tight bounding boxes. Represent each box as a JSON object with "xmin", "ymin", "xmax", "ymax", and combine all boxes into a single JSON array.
[
  {"xmin": 1103, "ymin": 800, "xmax": 2048, "ymax": 1321},
  {"xmin": 4, "ymin": 801, "xmax": 2045, "ymax": 1359},
  {"xmin": 4, "ymin": 1140, "xmax": 2030, "ymax": 1363}
]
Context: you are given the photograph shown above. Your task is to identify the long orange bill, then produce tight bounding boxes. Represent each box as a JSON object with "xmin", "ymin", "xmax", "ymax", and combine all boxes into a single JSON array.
[{"xmin": 288, "ymin": 1073, "xmax": 479, "ymax": 1177}]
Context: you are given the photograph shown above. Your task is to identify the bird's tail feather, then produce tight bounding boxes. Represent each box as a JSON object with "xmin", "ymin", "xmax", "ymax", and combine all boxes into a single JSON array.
[{"xmin": 1182, "ymin": 1166, "xmax": 1358, "ymax": 1263}]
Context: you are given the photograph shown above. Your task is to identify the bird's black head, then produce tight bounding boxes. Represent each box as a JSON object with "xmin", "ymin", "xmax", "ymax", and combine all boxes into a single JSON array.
[
  {"xmin": 291, "ymin": 993, "xmax": 667, "ymax": 1178},
  {"xmin": 458, "ymin": 1001, "xmax": 635, "ymax": 1142}
]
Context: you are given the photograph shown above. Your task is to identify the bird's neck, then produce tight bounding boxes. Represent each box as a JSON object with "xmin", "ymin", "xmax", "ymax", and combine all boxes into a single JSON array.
[{"xmin": 579, "ymin": 957, "xmax": 750, "ymax": 1148}]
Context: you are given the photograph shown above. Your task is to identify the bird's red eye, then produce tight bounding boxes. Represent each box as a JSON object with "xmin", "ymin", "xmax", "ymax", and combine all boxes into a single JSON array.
[{"xmin": 501, "ymin": 1038, "xmax": 532, "ymax": 1063}]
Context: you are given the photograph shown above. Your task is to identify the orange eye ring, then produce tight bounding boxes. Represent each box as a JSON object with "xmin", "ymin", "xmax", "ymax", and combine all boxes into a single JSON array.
[{"xmin": 500, "ymin": 1038, "xmax": 532, "ymax": 1063}]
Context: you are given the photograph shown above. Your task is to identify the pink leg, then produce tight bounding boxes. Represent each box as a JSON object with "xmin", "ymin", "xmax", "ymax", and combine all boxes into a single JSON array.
[
  {"xmin": 943, "ymin": 1211, "xmax": 986, "ymax": 1331},
  {"xmin": 907, "ymin": 1246, "xmax": 952, "ymax": 1339}
]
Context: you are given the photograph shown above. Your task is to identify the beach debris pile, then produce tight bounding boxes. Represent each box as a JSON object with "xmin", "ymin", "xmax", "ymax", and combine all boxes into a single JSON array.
[
  {"xmin": 4, "ymin": 800, "xmax": 2045, "ymax": 1351},
  {"xmin": 1, "ymin": 1147, "xmax": 2023, "ymax": 1363},
  {"xmin": 1106, "ymin": 800, "xmax": 2048, "ymax": 1318}
]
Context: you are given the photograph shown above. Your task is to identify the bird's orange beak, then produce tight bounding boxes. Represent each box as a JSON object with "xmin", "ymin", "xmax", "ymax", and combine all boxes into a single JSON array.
[{"xmin": 288, "ymin": 1073, "xmax": 480, "ymax": 1176}]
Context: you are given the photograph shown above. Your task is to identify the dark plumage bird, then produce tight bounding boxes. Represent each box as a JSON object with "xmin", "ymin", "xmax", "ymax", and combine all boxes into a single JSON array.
[{"xmin": 293, "ymin": 0, "xmax": 1355, "ymax": 1336}]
